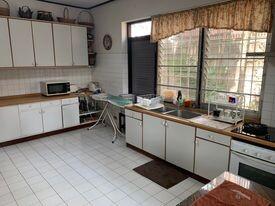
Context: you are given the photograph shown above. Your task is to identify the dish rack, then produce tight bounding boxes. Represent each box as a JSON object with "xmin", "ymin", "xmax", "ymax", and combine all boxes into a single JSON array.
[
  {"xmin": 207, "ymin": 91, "xmax": 245, "ymax": 125},
  {"xmin": 135, "ymin": 94, "xmax": 163, "ymax": 110}
]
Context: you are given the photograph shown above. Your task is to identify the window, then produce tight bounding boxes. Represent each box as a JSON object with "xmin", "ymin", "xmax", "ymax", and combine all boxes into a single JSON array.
[
  {"xmin": 157, "ymin": 29, "xmax": 200, "ymax": 100},
  {"xmin": 157, "ymin": 29, "xmax": 268, "ymax": 112},
  {"xmin": 129, "ymin": 21, "xmax": 152, "ymax": 37},
  {"xmin": 202, "ymin": 29, "xmax": 268, "ymax": 111}
]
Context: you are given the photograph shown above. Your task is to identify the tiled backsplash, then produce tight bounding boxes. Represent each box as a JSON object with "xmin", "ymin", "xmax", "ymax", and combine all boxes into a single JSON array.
[{"xmin": 0, "ymin": 68, "xmax": 93, "ymax": 97}]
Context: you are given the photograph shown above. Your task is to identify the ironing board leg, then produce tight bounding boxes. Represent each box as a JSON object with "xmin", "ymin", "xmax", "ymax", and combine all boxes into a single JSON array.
[{"xmin": 88, "ymin": 102, "xmax": 108, "ymax": 130}]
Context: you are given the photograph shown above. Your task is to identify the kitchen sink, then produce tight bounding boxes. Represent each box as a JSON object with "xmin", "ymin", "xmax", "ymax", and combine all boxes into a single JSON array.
[
  {"xmin": 167, "ymin": 110, "xmax": 201, "ymax": 119},
  {"xmin": 152, "ymin": 107, "xmax": 176, "ymax": 114}
]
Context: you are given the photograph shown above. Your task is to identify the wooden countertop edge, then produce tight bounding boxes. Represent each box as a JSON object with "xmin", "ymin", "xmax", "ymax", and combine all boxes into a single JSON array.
[
  {"xmin": 0, "ymin": 93, "xmax": 79, "ymax": 107},
  {"xmin": 125, "ymin": 105, "xmax": 275, "ymax": 149}
]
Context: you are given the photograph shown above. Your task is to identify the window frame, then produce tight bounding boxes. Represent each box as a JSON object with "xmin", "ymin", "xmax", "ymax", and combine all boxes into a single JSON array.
[{"xmin": 156, "ymin": 28, "xmax": 270, "ymax": 115}]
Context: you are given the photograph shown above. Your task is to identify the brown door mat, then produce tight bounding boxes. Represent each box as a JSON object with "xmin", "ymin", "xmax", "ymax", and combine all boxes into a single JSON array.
[{"xmin": 133, "ymin": 160, "xmax": 189, "ymax": 189}]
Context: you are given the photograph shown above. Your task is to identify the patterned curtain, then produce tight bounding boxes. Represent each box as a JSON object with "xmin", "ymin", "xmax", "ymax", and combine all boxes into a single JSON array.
[{"xmin": 151, "ymin": 0, "xmax": 272, "ymax": 42}]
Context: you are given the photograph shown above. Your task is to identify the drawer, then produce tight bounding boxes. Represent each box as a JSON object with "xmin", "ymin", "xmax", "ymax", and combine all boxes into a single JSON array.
[
  {"xmin": 41, "ymin": 100, "xmax": 61, "ymax": 108},
  {"xmin": 125, "ymin": 109, "xmax": 142, "ymax": 120},
  {"xmin": 19, "ymin": 102, "xmax": 41, "ymax": 111},
  {"xmin": 196, "ymin": 128, "xmax": 231, "ymax": 146},
  {"xmin": 62, "ymin": 97, "xmax": 79, "ymax": 105}
]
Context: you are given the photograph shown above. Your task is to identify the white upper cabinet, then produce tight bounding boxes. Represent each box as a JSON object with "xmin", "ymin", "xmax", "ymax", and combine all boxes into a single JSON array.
[
  {"xmin": 9, "ymin": 19, "xmax": 35, "ymax": 67},
  {"xmin": 32, "ymin": 22, "xmax": 55, "ymax": 66},
  {"xmin": 53, "ymin": 24, "xmax": 73, "ymax": 66},
  {"xmin": 71, "ymin": 26, "xmax": 88, "ymax": 66},
  {"xmin": 0, "ymin": 18, "xmax": 12, "ymax": 67}
]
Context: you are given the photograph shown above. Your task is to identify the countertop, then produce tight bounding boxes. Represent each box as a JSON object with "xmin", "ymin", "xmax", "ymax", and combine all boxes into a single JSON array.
[
  {"xmin": 178, "ymin": 171, "xmax": 275, "ymax": 206},
  {"xmin": 125, "ymin": 105, "xmax": 275, "ymax": 149},
  {"xmin": 0, "ymin": 93, "xmax": 79, "ymax": 107}
]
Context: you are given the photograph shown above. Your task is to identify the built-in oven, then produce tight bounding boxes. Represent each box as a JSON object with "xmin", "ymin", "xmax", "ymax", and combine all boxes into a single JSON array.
[
  {"xmin": 40, "ymin": 81, "xmax": 71, "ymax": 96},
  {"xmin": 230, "ymin": 140, "xmax": 275, "ymax": 189}
]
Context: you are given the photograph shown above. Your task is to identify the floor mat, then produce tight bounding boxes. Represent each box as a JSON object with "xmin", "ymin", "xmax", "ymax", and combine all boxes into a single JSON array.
[{"xmin": 133, "ymin": 160, "xmax": 189, "ymax": 189}]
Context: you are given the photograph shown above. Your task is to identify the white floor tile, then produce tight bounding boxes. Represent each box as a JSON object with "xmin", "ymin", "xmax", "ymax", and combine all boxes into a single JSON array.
[
  {"xmin": 82, "ymin": 188, "xmax": 103, "ymax": 202},
  {"xmin": 120, "ymin": 182, "xmax": 140, "ymax": 195},
  {"xmin": 106, "ymin": 189, "xmax": 127, "ymax": 202},
  {"xmin": 142, "ymin": 197, "xmax": 163, "ymax": 206},
  {"xmin": 142, "ymin": 183, "xmax": 164, "ymax": 195},
  {"xmin": 91, "ymin": 196, "xmax": 115, "ymax": 206},
  {"xmin": 154, "ymin": 190, "xmax": 175, "ymax": 204},
  {"xmin": 116, "ymin": 196, "xmax": 138, "ymax": 206},
  {"xmin": 129, "ymin": 189, "xmax": 150, "ymax": 203}
]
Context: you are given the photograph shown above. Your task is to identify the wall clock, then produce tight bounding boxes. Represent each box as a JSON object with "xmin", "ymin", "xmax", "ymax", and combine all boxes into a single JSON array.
[{"xmin": 103, "ymin": 34, "xmax": 112, "ymax": 50}]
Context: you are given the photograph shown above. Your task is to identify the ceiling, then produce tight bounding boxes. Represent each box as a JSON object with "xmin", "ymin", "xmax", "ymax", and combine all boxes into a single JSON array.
[{"xmin": 38, "ymin": 0, "xmax": 114, "ymax": 9}]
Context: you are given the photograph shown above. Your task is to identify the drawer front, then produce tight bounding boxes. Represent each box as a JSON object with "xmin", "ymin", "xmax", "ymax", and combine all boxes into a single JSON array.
[
  {"xmin": 125, "ymin": 109, "xmax": 142, "ymax": 120},
  {"xmin": 62, "ymin": 97, "xmax": 79, "ymax": 105},
  {"xmin": 19, "ymin": 102, "xmax": 41, "ymax": 111},
  {"xmin": 41, "ymin": 100, "xmax": 61, "ymax": 108},
  {"xmin": 196, "ymin": 128, "xmax": 231, "ymax": 146}
]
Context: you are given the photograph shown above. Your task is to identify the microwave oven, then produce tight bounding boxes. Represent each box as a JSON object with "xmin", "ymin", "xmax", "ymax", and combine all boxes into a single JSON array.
[{"xmin": 40, "ymin": 81, "xmax": 71, "ymax": 96}]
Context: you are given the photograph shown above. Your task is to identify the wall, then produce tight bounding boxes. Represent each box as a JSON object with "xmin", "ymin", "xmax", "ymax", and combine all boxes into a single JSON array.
[
  {"xmin": 91, "ymin": 0, "xmax": 275, "ymax": 127},
  {"xmin": 0, "ymin": 0, "xmax": 92, "ymax": 97},
  {"xmin": 90, "ymin": 0, "xmax": 228, "ymax": 95}
]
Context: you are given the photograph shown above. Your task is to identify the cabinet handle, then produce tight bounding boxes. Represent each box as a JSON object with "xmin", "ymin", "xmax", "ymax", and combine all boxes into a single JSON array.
[
  {"xmin": 165, "ymin": 122, "xmax": 168, "ymax": 127},
  {"xmin": 162, "ymin": 121, "xmax": 166, "ymax": 126},
  {"xmin": 195, "ymin": 140, "xmax": 199, "ymax": 145},
  {"xmin": 139, "ymin": 122, "xmax": 142, "ymax": 126},
  {"xmin": 208, "ymin": 135, "xmax": 214, "ymax": 140}
]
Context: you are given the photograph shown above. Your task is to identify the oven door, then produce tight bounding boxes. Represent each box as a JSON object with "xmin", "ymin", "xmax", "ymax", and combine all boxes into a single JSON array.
[{"xmin": 230, "ymin": 151, "xmax": 275, "ymax": 189}]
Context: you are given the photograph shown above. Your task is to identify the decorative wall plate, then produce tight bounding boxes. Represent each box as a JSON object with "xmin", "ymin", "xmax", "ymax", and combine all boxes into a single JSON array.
[{"xmin": 103, "ymin": 34, "xmax": 112, "ymax": 50}]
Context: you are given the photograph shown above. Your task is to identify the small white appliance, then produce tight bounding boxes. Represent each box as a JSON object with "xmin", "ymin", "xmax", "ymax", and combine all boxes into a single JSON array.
[
  {"xmin": 230, "ymin": 140, "xmax": 275, "ymax": 189},
  {"xmin": 40, "ymin": 81, "xmax": 70, "ymax": 96}
]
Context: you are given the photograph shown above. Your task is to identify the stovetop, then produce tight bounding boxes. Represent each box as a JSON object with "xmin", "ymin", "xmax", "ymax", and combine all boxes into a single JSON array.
[{"xmin": 232, "ymin": 123, "xmax": 275, "ymax": 143}]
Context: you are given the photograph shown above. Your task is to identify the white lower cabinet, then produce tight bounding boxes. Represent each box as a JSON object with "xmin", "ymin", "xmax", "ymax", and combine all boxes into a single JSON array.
[
  {"xmin": 166, "ymin": 121, "xmax": 195, "ymax": 172},
  {"xmin": 62, "ymin": 102, "xmax": 80, "ymax": 128},
  {"xmin": 41, "ymin": 101, "xmax": 63, "ymax": 132},
  {"xmin": 126, "ymin": 116, "xmax": 142, "ymax": 149},
  {"xmin": 143, "ymin": 114, "xmax": 166, "ymax": 159},
  {"xmin": 194, "ymin": 138, "xmax": 230, "ymax": 180},
  {"xmin": 19, "ymin": 103, "xmax": 44, "ymax": 137},
  {"xmin": 0, "ymin": 106, "xmax": 21, "ymax": 142}
]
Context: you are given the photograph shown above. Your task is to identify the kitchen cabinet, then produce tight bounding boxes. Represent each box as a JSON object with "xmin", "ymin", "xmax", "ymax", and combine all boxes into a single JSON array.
[
  {"xmin": 143, "ymin": 114, "xmax": 166, "ymax": 159},
  {"xmin": 32, "ymin": 22, "xmax": 55, "ymax": 66},
  {"xmin": 71, "ymin": 26, "xmax": 88, "ymax": 66},
  {"xmin": 62, "ymin": 98, "xmax": 80, "ymax": 128},
  {"xmin": 53, "ymin": 24, "xmax": 73, "ymax": 66},
  {"xmin": 9, "ymin": 19, "xmax": 35, "ymax": 67},
  {"xmin": 19, "ymin": 103, "xmax": 43, "ymax": 136},
  {"xmin": 166, "ymin": 121, "xmax": 195, "ymax": 172},
  {"xmin": 194, "ymin": 138, "xmax": 230, "ymax": 180},
  {"xmin": 126, "ymin": 116, "xmax": 142, "ymax": 149},
  {"xmin": 41, "ymin": 101, "xmax": 63, "ymax": 132},
  {"xmin": 0, "ymin": 18, "xmax": 12, "ymax": 67},
  {"xmin": 0, "ymin": 106, "xmax": 21, "ymax": 143}
]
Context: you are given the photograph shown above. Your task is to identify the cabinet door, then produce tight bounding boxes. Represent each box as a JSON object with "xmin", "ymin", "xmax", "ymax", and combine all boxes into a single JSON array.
[
  {"xmin": 42, "ymin": 102, "xmax": 62, "ymax": 132},
  {"xmin": 143, "ymin": 114, "xmax": 166, "ymax": 159},
  {"xmin": 19, "ymin": 103, "xmax": 43, "ymax": 136},
  {"xmin": 9, "ymin": 19, "xmax": 35, "ymax": 67},
  {"xmin": 53, "ymin": 24, "xmax": 73, "ymax": 66},
  {"xmin": 32, "ymin": 22, "xmax": 55, "ymax": 66},
  {"xmin": 62, "ymin": 103, "xmax": 80, "ymax": 128},
  {"xmin": 0, "ymin": 18, "xmax": 12, "ymax": 67},
  {"xmin": 126, "ymin": 117, "xmax": 142, "ymax": 149},
  {"xmin": 195, "ymin": 138, "xmax": 230, "ymax": 180},
  {"xmin": 166, "ymin": 121, "xmax": 195, "ymax": 172},
  {"xmin": 0, "ymin": 106, "xmax": 21, "ymax": 142},
  {"xmin": 71, "ymin": 26, "xmax": 88, "ymax": 66}
]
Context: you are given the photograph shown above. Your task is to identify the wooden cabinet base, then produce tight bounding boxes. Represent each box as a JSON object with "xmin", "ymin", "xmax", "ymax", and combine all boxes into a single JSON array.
[{"xmin": 0, "ymin": 122, "xmax": 95, "ymax": 148}]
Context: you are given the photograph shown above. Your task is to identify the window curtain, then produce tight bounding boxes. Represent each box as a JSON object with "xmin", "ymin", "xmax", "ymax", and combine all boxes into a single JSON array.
[{"xmin": 151, "ymin": 0, "xmax": 272, "ymax": 42}]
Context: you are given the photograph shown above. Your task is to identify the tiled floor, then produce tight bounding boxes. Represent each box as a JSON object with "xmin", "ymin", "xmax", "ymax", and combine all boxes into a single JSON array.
[{"xmin": 0, "ymin": 126, "xmax": 204, "ymax": 206}]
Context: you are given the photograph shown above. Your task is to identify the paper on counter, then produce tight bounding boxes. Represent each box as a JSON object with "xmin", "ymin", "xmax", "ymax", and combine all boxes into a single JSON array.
[{"xmin": 190, "ymin": 116, "xmax": 232, "ymax": 130}]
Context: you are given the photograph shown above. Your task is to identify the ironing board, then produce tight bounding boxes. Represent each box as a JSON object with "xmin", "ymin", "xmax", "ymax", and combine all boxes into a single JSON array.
[{"xmin": 88, "ymin": 93, "xmax": 132, "ymax": 143}]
